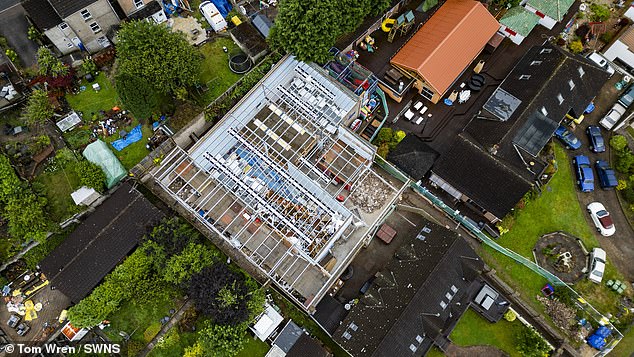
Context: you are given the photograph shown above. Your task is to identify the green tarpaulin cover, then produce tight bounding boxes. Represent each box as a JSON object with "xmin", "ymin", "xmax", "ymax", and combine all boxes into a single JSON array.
[{"xmin": 82, "ymin": 140, "xmax": 127, "ymax": 188}]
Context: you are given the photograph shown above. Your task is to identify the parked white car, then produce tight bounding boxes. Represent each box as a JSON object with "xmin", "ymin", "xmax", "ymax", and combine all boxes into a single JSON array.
[
  {"xmin": 587, "ymin": 202, "xmax": 616, "ymax": 236},
  {"xmin": 588, "ymin": 248, "xmax": 607, "ymax": 284},
  {"xmin": 599, "ymin": 102, "xmax": 627, "ymax": 130},
  {"xmin": 587, "ymin": 52, "xmax": 615, "ymax": 77}
]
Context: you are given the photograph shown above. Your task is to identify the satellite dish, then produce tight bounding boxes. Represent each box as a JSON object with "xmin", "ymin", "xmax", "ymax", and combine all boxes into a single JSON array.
[
  {"xmin": 624, "ymin": 76, "xmax": 631, "ymax": 82},
  {"xmin": 240, "ymin": 5, "xmax": 247, "ymax": 15},
  {"xmin": 580, "ymin": 3, "xmax": 587, "ymax": 11},
  {"xmin": 344, "ymin": 304, "xmax": 351, "ymax": 310}
]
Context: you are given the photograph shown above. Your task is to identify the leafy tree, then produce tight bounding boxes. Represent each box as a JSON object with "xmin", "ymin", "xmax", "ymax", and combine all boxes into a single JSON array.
[
  {"xmin": 144, "ymin": 217, "xmax": 202, "ymax": 256},
  {"xmin": 22, "ymin": 89, "xmax": 53, "ymax": 126},
  {"xmin": 590, "ymin": 4, "xmax": 610, "ymax": 22},
  {"xmin": 421, "ymin": 0, "xmax": 439, "ymax": 12},
  {"xmin": 0, "ymin": 155, "xmax": 22, "ymax": 201},
  {"xmin": 27, "ymin": 26, "xmax": 42, "ymax": 41},
  {"xmin": 5, "ymin": 49, "xmax": 18, "ymax": 63},
  {"xmin": 516, "ymin": 326, "xmax": 550, "ymax": 356},
  {"xmin": 4, "ymin": 193, "xmax": 49, "ymax": 243},
  {"xmin": 568, "ymin": 39, "xmax": 583, "ymax": 54},
  {"xmin": 617, "ymin": 179, "xmax": 627, "ymax": 191},
  {"xmin": 197, "ymin": 322, "xmax": 246, "ymax": 357},
  {"xmin": 115, "ymin": 72, "xmax": 163, "ymax": 119},
  {"xmin": 610, "ymin": 135, "xmax": 628, "ymax": 153},
  {"xmin": 163, "ymin": 242, "xmax": 218, "ymax": 285},
  {"xmin": 188, "ymin": 263, "xmax": 252, "ymax": 326},
  {"xmin": 183, "ymin": 342, "xmax": 205, "ymax": 357},
  {"xmin": 270, "ymin": 0, "xmax": 387, "ymax": 62},
  {"xmin": 76, "ymin": 160, "xmax": 106, "ymax": 192},
  {"xmin": 36, "ymin": 47, "xmax": 68, "ymax": 77},
  {"xmin": 81, "ymin": 58, "xmax": 97, "ymax": 75},
  {"xmin": 616, "ymin": 151, "xmax": 634, "ymax": 173},
  {"xmin": 116, "ymin": 21, "xmax": 200, "ymax": 96},
  {"xmin": 374, "ymin": 127, "xmax": 393, "ymax": 145}
]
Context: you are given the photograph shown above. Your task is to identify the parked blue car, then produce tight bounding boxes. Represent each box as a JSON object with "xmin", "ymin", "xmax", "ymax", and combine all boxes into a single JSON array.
[
  {"xmin": 586, "ymin": 125, "xmax": 606, "ymax": 153},
  {"xmin": 553, "ymin": 125, "xmax": 581, "ymax": 150},
  {"xmin": 595, "ymin": 160, "xmax": 618, "ymax": 190},
  {"xmin": 573, "ymin": 155, "xmax": 594, "ymax": 192}
]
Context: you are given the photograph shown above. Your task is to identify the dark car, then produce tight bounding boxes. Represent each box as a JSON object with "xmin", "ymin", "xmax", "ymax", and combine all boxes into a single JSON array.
[
  {"xmin": 595, "ymin": 160, "xmax": 618, "ymax": 189},
  {"xmin": 618, "ymin": 84, "xmax": 634, "ymax": 108},
  {"xmin": 554, "ymin": 125, "xmax": 581, "ymax": 150},
  {"xmin": 586, "ymin": 125, "xmax": 606, "ymax": 153},
  {"xmin": 573, "ymin": 155, "xmax": 594, "ymax": 192},
  {"xmin": 7, "ymin": 315, "xmax": 20, "ymax": 328},
  {"xmin": 16, "ymin": 323, "xmax": 30, "ymax": 336}
]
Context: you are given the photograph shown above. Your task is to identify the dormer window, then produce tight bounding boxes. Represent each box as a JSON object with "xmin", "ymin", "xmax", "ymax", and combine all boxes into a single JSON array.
[
  {"xmin": 557, "ymin": 93, "xmax": 564, "ymax": 105},
  {"xmin": 568, "ymin": 80, "xmax": 575, "ymax": 90},
  {"xmin": 541, "ymin": 107, "xmax": 548, "ymax": 116},
  {"xmin": 540, "ymin": 48, "xmax": 552, "ymax": 54},
  {"xmin": 578, "ymin": 66, "xmax": 585, "ymax": 78},
  {"xmin": 531, "ymin": 60, "xmax": 542, "ymax": 66},
  {"xmin": 519, "ymin": 74, "xmax": 531, "ymax": 80}
]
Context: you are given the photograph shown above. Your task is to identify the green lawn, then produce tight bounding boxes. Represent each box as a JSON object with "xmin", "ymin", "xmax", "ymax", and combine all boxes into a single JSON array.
[
  {"xmin": 103, "ymin": 287, "xmax": 182, "ymax": 346},
  {"xmin": 66, "ymin": 72, "xmax": 121, "ymax": 118},
  {"xmin": 612, "ymin": 326, "xmax": 634, "ymax": 355},
  {"xmin": 197, "ymin": 38, "xmax": 243, "ymax": 105},
  {"xmin": 426, "ymin": 347, "xmax": 445, "ymax": 357},
  {"xmin": 450, "ymin": 309, "xmax": 524, "ymax": 356},
  {"xmin": 34, "ymin": 161, "xmax": 82, "ymax": 222},
  {"xmin": 236, "ymin": 335, "xmax": 270, "ymax": 357},
  {"xmin": 102, "ymin": 122, "xmax": 152, "ymax": 170},
  {"xmin": 482, "ymin": 144, "xmax": 628, "ymax": 316}
]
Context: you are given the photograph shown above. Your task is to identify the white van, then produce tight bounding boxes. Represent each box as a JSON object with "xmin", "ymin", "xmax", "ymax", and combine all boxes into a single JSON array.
[{"xmin": 199, "ymin": 1, "xmax": 228, "ymax": 32}]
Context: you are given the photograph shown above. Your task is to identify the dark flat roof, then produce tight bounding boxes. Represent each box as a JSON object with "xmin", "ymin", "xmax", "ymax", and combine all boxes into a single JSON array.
[
  {"xmin": 48, "ymin": 0, "xmax": 98, "ymax": 18},
  {"xmin": 273, "ymin": 321, "xmax": 304, "ymax": 353},
  {"xmin": 334, "ymin": 220, "xmax": 484, "ymax": 357},
  {"xmin": 40, "ymin": 183, "xmax": 163, "ymax": 303},
  {"xmin": 127, "ymin": 0, "xmax": 162, "ymax": 21},
  {"xmin": 387, "ymin": 135, "xmax": 438, "ymax": 180},
  {"xmin": 287, "ymin": 334, "xmax": 330, "ymax": 357}
]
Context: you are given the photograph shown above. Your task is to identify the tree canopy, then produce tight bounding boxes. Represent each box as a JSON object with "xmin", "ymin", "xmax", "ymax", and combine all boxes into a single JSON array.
[
  {"xmin": 114, "ymin": 72, "xmax": 163, "ymax": 119},
  {"xmin": 270, "ymin": 0, "xmax": 392, "ymax": 62},
  {"xmin": 36, "ymin": 47, "xmax": 68, "ymax": 77},
  {"xmin": 22, "ymin": 89, "xmax": 53, "ymax": 126},
  {"xmin": 115, "ymin": 21, "xmax": 201, "ymax": 97},
  {"xmin": 188, "ymin": 263, "xmax": 252, "ymax": 326},
  {"xmin": 163, "ymin": 242, "xmax": 218, "ymax": 285},
  {"xmin": 197, "ymin": 322, "xmax": 246, "ymax": 357},
  {"xmin": 76, "ymin": 160, "xmax": 106, "ymax": 193}
]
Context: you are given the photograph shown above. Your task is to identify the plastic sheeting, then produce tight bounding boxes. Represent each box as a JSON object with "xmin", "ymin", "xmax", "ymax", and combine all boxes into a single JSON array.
[
  {"xmin": 82, "ymin": 140, "xmax": 127, "ymax": 189},
  {"xmin": 111, "ymin": 124, "xmax": 143, "ymax": 151},
  {"xmin": 210, "ymin": 0, "xmax": 232, "ymax": 18}
]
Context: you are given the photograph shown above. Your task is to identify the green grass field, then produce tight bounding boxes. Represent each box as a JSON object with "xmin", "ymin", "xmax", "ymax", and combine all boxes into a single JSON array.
[
  {"xmin": 34, "ymin": 162, "xmax": 82, "ymax": 222},
  {"xmin": 66, "ymin": 72, "xmax": 121, "ymax": 118},
  {"xmin": 482, "ymin": 144, "xmax": 628, "ymax": 315},
  {"xmin": 450, "ymin": 309, "xmax": 523, "ymax": 356},
  {"xmin": 197, "ymin": 38, "xmax": 243, "ymax": 105}
]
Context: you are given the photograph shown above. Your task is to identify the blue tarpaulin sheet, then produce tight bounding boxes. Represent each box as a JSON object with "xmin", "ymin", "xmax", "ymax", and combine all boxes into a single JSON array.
[
  {"xmin": 112, "ymin": 124, "xmax": 143, "ymax": 151},
  {"xmin": 210, "ymin": 0, "xmax": 232, "ymax": 18}
]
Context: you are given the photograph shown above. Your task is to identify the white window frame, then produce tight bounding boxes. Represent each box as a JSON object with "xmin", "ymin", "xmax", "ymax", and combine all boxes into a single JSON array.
[
  {"xmin": 134, "ymin": 0, "xmax": 145, "ymax": 9},
  {"xmin": 80, "ymin": 9, "xmax": 92, "ymax": 20},
  {"xmin": 59, "ymin": 22, "xmax": 69, "ymax": 30},
  {"xmin": 66, "ymin": 42, "xmax": 74, "ymax": 48},
  {"xmin": 89, "ymin": 22, "xmax": 101, "ymax": 34}
]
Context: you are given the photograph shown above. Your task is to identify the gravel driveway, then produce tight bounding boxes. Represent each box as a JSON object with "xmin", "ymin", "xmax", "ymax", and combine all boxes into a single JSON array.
[
  {"xmin": 0, "ymin": 0, "xmax": 39, "ymax": 68},
  {"xmin": 562, "ymin": 75, "xmax": 634, "ymax": 281}
]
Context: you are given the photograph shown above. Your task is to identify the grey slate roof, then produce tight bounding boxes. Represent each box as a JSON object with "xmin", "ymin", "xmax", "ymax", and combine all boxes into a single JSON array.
[
  {"xmin": 273, "ymin": 321, "xmax": 304, "ymax": 353},
  {"xmin": 334, "ymin": 220, "xmax": 484, "ymax": 357},
  {"xmin": 22, "ymin": 0, "xmax": 62, "ymax": 29},
  {"xmin": 40, "ymin": 183, "xmax": 163, "ymax": 303},
  {"xmin": 387, "ymin": 135, "xmax": 438, "ymax": 181},
  {"xmin": 48, "ymin": 0, "xmax": 98, "ymax": 18},
  {"xmin": 287, "ymin": 334, "xmax": 330, "ymax": 357}
]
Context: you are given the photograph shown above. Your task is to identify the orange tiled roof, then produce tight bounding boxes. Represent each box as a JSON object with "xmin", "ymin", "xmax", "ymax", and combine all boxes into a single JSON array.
[{"xmin": 391, "ymin": 0, "xmax": 499, "ymax": 96}]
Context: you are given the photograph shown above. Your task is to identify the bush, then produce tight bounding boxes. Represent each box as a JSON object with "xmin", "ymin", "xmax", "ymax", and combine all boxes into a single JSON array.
[
  {"xmin": 143, "ymin": 322, "xmax": 162, "ymax": 343},
  {"xmin": 616, "ymin": 151, "xmax": 634, "ymax": 173},
  {"xmin": 516, "ymin": 325, "xmax": 550, "ymax": 356},
  {"xmin": 568, "ymin": 39, "xmax": 584, "ymax": 54},
  {"xmin": 590, "ymin": 3, "xmax": 610, "ymax": 22},
  {"xmin": 504, "ymin": 310, "xmax": 516, "ymax": 322},
  {"xmin": 126, "ymin": 340, "xmax": 144, "ymax": 357},
  {"xmin": 617, "ymin": 179, "xmax": 627, "ymax": 191},
  {"xmin": 610, "ymin": 135, "xmax": 628, "ymax": 153},
  {"xmin": 77, "ymin": 160, "xmax": 106, "ymax": 192}
]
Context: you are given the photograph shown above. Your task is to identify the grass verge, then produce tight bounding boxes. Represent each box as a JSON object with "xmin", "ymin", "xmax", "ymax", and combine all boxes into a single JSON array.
[
  {"xmin": 66, "ymin": 72, "xmax": 120, "ymax": 118},
  {"xmin": 450, "ymin": 309, "xmax": 523, "ymax": 356},
  {"xmin": 196, "ymin": 38, "xmax": 243, "ymax": 105}
]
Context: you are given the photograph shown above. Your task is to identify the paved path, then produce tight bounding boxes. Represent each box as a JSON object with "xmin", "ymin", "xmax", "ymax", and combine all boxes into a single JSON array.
[{"xmin": 137, "ymin": 299, "xmax": 194, "ymax": 357}]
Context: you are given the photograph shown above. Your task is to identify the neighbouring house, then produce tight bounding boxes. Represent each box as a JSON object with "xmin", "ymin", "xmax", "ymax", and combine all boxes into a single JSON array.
[
  {"xmin": 429, "ymin": 44, "xmax": 610, "ymax": 223},
  {"xmin": 333, "ymin": 220, "xmax": 507, "ymax": 356},
  {"xmin": 250, "ymin": 303, "xmax": 284, "ymax": 341},
  {"xmin": 499, "ymin": 6, "xmax": 541, "ymax": 45},
  {"xmin": 388, "ymin": 0, "xmax": 499, "ymax": 103},
  {"xmin": 22, "ymin": 0, "xmax": 121, "ymax": 55},
  {"xmin": 522, "ymin": 0, "xmax": 575, "ymax": 30},
  {"xmin": 266, "ymin": 321, "xmax": 331, "ymax": 357},
  {"xmin": 0, "ymin": 52, "xmax": 25, "ymax": 112},
  {"xmin": 113, "ymin": 0, "xmax": 167, "ymax": 23},
  {"xmin": 603, "ymin": 25, "xmax": 634, "ymax": 74},
  {"xmin": 386, "ymin": 135, "xmax": 438, "ymax": 182},
  {"xmin": 39, "ymin": 183, "xmax": 163, "ymax": 303},
  {"xmin": 147, "ymin": 55, "xmax": 404, "ymax": 312}
]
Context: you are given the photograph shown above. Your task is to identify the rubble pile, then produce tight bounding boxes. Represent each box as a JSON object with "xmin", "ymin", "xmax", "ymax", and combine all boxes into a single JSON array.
[
  {"xmin": 537, "ymin": 295, "xmax": 576, "ymax": 330},
  {"xmin": 349, "ymin": 175, "xmax": 390, "ymax": 213}
]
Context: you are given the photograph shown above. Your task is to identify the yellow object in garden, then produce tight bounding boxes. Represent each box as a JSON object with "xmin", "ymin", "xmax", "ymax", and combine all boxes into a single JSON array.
[
  {"xmin": 12, "ymin": 289, "xmax": 21, "ymax": 297},
  {"xmin": 24, "ymin": 300, "xmax": 37, "ymax": 321},
  {"xmin": 231, "ymin": 16, "xmax": 242, "ymax": 26}
]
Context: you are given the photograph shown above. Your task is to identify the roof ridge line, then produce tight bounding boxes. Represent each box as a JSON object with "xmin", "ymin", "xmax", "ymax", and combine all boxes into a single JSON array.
[{"xmin": 458, "ymin": 134, "xmax": 534, "ymax": 186}]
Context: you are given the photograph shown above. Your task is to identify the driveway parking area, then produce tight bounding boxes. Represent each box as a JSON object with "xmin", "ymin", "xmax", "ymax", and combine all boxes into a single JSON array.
[
  {"xmin": 561, "ymin": 74, "xmax": 634, "ymax": 281},
  {"xmin": 0, "ymin": 0, "xmax": 39, "ymax": 68}
]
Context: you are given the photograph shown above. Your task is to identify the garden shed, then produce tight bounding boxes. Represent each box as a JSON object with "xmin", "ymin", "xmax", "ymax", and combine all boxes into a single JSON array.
[{"xmin": 82, "ymin": 140, "xmax": 127, "ymax": 188}]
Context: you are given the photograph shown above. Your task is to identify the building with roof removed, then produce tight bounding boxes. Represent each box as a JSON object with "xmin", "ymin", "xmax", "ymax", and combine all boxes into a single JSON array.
[
  {"xmin": 148, "ymin": 55, "xmax": 405, "ymax": 312},
  {"xmin": 333, "ymin": 220, "xmax": 508, "ymax": 356},
  {"xmin": 388, "ymin": 0, "xmax": 499, "ymax": 103},
  {"xmin": 428, "ymin": 44, "xmax": 610, "ymax": 223},
  {"xmin": 523, "ymin": 0, "xmax": 575, "ymax": 30},
  {"xmin": 40, "ymin": 183, "xmax": 163, "ymax": 303}
]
